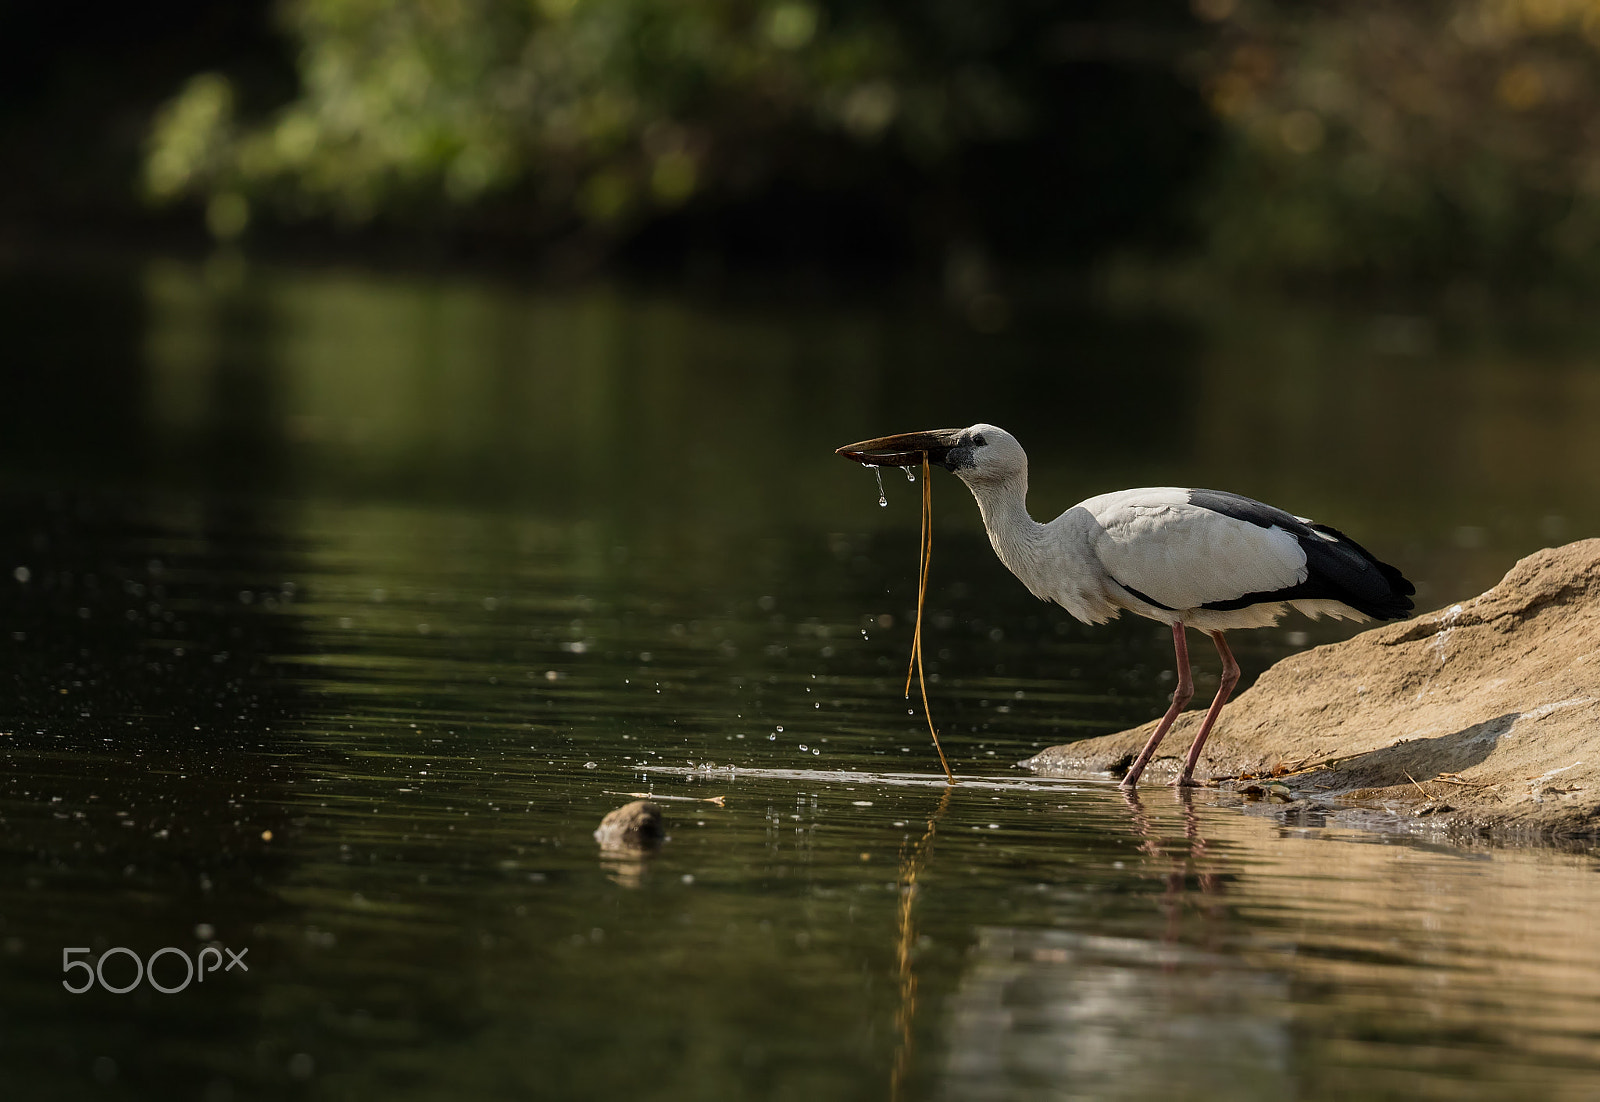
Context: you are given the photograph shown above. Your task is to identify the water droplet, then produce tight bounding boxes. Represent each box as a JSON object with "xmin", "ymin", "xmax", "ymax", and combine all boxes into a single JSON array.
[
  {"xmin": 799, "ymin": 744, "xmax": 809, "ymax": 751},
  {"xmin": 767, "ymin": 733, "xmax": 777, "ymax": 741},
  {"xmin": 583, "ymin": 761, "xmax": 598, "ymax": 769},
  {"xmin": 812, "ymin": 748, "xmax": 820, "ymax": 755},
  {"xmin": 873, "ymin": 468, "xmax": 887, "ymax": 507},
  {"xmin": 902, "ymin": 466, "xmax": 915, "ymax": 482},
  {"xmin": 776, "ymin": 725, "xmax": 784, "ymax": 732}
]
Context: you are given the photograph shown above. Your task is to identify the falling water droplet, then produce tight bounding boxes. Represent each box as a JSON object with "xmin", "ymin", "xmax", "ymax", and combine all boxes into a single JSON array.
[
  {"xmin": 873, "ymin": 468, "xmax": 887, "ymax": 506},
  {"xmin": 902, "ymin": 466, "xmax": 915, "ymax": 482}
]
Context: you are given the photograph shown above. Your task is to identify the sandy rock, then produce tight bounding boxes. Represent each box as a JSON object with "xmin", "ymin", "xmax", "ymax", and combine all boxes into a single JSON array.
[
  {"xmin": 1025, "ymin": 539, "xmax": 1600, "ymax": 839},
  {"xmin": 594, "ymin": 800, "xmax": 665, "ymax": 851}
]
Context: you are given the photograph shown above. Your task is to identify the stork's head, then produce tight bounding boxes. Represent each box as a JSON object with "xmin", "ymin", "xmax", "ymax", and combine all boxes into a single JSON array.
[{"xmin": 835, "ymin": 423, "xmax": 1024, "ymax": 485}]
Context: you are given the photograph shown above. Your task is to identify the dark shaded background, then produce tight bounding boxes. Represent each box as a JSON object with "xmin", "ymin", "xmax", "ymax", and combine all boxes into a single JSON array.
[{"xmin": 0, "ymin": 2, "xmax": 289, "ymax": 240}]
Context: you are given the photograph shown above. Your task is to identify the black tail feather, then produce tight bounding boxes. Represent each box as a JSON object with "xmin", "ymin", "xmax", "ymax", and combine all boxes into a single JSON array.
[{"xmin": 1304, "ymin": 522, "xmax": 1415, "ymax": 619}]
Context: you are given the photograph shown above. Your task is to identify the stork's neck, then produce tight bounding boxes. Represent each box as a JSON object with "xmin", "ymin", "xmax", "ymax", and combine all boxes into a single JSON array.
[{"xmin": 963, "ymin": 471, "xmax": 1050, "ymax": 595}]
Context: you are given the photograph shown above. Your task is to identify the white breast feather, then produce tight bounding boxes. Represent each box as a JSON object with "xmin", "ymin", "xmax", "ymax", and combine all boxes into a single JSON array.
[{"xmin": 1084, "ymin": 490, "xmax": 1308, "ymax": 611}]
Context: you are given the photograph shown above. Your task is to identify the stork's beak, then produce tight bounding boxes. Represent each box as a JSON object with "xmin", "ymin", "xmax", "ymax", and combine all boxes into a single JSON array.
[{"xmin": 836, "ymin": 428, "xmax": 966, "ymax": 468}]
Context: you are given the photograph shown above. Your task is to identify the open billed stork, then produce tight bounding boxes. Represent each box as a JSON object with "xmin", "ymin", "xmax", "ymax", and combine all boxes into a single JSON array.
[{"xmin": 837, "ymin": 424, "xmax": 1414, "ymax": 788}]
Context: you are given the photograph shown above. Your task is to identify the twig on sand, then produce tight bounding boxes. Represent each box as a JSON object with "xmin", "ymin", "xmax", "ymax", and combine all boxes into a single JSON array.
[
  {"xmin": 1402, "ymin": 770, "xmax": 1430, "ymax": 798},
  {"xmin": 1432, "ymin": 773, "xmax": 1495, "ymax": 789},
  {"xmin": 1224, "ymin": 753, "xmax": 1353, "ymax": 784}
]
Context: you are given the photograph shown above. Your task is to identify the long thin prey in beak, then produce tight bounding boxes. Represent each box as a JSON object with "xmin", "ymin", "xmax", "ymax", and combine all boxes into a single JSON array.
[{"xmin": 907, "ymin": 452, "xmax": 955, "ymax": 784}]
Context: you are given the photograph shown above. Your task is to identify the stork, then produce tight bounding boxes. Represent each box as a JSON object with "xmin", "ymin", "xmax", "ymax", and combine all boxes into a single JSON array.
[{"xmin": 837, "ymin": 424, "xmax": 1414, "ymax": 788}]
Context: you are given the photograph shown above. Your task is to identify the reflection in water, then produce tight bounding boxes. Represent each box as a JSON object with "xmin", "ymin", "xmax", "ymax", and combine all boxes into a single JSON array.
[
  {"xmin": 1121, "ymin": 789, "xmax": 1226, "ymax": 955},
  {"xmin": 891, "ymin": 785, "xmax": 951, "ymax": 1101},
  {"xmin": 598, "ymin": 848, "xmax": 651, "ymax": 890},
  {"xmin": 940, "ymin": 926, "xmax": 1292, "ymax": 1102},
  {"xmin": 939, "ymin": 793, "xmax": 1290, "ymax": 1102}
]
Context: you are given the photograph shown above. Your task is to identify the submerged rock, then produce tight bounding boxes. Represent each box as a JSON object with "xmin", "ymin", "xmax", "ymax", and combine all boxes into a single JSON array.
[
  {"xmin": 594, "ymin": 799, "xmax": 665, "ymax": 851},
  {"xmin": 1026, "ymin": 539, "xmax": 1600, "ymax": 839}
]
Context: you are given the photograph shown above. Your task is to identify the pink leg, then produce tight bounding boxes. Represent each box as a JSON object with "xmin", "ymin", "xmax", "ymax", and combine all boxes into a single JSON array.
[
  {"xmin": 1120, "ymin": 623, "xmax": 1193, "ymax": 789},
  {"xmin": 1171, "ymin": 632, "xmax": 1241, "ymax": 787}
]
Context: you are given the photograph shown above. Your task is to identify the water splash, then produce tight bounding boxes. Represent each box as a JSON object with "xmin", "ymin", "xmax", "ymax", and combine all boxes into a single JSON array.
[{"xmin": 874, "ymin": 468, "xmax": 887, "ymax": 507}]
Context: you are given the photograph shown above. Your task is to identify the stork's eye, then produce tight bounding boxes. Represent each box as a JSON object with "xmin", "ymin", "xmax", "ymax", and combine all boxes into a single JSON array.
[{"xmin": 972, "ymin": 434, "xmax": 987, "ymax": 446}]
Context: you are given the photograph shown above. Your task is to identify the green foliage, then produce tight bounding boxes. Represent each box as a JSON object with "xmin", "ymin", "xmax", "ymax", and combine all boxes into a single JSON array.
[
  {"xmin": 144, "ymin": 0, "xmax": 1033, "ymax": 237},
  {"xmin": 125, "ymin": 0, "xmax": 1600, "ymax": 282}
]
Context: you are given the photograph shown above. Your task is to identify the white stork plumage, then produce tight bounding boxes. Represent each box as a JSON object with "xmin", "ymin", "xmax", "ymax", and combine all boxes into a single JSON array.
[{"xmin": 838, "ymin": 423, "xmax": 1414, "ymax": 788}]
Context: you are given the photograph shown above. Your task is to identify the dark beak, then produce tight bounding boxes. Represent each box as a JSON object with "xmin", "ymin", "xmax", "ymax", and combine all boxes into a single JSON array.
[{"xmin": 835, "ymin": 428, "xmax": 965, "ymax": 468}]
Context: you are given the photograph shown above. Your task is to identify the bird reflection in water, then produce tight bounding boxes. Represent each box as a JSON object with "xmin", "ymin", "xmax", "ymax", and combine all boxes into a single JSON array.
[
  {"xmin": 1120, "ymin": 789, "xmax": 1227, "ymax": 953},
  {"xmin": 890, "ymin": 785, "xmax": 952, "ymax": 1102}
]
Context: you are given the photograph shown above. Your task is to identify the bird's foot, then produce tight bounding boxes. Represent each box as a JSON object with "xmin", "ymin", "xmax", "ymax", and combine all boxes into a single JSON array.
[{"xmin": 1166, "ymin": 775, "xmax": 1204, "ymax": 789}]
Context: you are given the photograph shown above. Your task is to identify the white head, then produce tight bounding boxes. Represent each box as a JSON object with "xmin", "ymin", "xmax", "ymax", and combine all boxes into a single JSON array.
[{"xmin": 943, "ymin": 423, "xmax": 1026, "ymax": 489}]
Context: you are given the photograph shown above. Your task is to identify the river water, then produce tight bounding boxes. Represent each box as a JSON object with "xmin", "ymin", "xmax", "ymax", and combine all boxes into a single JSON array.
[{"xmin": 1, "ymin": 254, "xmax": 1598, "ymax": 1099}]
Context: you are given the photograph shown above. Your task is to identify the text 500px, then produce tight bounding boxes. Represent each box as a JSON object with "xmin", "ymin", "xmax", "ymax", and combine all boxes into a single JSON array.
[{"xmin": 62, "ymin": 946, "xmax": 249, "ymax": 994}]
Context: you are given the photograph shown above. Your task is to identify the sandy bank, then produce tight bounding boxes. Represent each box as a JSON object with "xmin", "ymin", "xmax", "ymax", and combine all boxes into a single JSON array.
[{"xmin": 1025, "ymin": 539, "xmax": 1600, "ymax": 839}]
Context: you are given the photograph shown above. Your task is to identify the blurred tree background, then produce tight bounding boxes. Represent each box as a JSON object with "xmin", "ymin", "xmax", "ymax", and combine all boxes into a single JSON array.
[
  {"xmin": 1197, "ymin": 0, "xmax": 1600, "ymax": 289},
  {"xmin": 9, "ymin": 0, "xmax": 1600, "ymax": 287},
  {"xmin": 133, "ymin": 0, "xmax": 1214, "ymax": 274}
]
